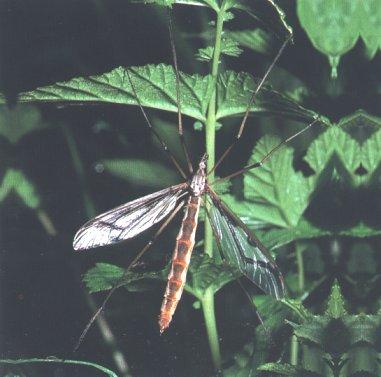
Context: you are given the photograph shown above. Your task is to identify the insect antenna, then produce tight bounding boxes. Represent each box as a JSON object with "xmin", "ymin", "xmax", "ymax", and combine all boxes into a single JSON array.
[
  {"xmin": 73, "ymin": 200, "xmax": 185, "ymax": 352},
  {"xmin": 167, "ymin": 8, "xmax": 194, "ymax": 175},
  {"xmin": 124, "ymin": 69, "xmax": 188, "ymax": 180},
  {"xmin": 212, "ymin": 117, "xmax": 320, "ymax": 184},
  {"xmin": 208, "ymin": 34, "xmax": 292, "ymax": 176}
]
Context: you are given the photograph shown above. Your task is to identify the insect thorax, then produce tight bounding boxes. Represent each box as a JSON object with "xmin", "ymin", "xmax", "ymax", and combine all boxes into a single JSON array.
[{"xmin": 190, "ymin": 154, "xmax": 207, "ymax": 197}]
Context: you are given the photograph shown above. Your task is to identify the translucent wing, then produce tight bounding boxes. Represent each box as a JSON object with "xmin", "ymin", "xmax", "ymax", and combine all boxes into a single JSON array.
[
  {"xmin": 73, "ymin": 183, "xmax": 187, "ymax": 251},
  {"xmin": 208, "ymin": 191, "xmax": 284, "ymax": 299}
]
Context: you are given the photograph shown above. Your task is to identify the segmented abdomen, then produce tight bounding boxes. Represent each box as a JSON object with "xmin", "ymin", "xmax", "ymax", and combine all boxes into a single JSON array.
[{"xmin": 158, "ymin": 195, "xmax": 200, "ymax": 333}]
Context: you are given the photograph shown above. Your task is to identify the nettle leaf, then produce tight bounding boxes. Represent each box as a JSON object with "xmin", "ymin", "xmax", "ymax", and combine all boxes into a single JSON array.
[
  {"xmin": 226, "ymin": 29, "xmax": 274, "ymax": 55},
  {"xmin": 100, "ymin": 159, "xmax": 179, "ymax": 188},
  {"xmin": 0, "ymin": 169, "xmax": 41, "ymax": 209},
  {"xmin": 84, "ymin": 263, "xmax": 125, "ymax": 293},
  {"xmin": 216, "ymin": 71, "xmax": 319, "ymax": 123},
  {"xmin": 289, "ymin": 316, "xmax": 329, "ymax": 345},
  {"xmin": 2, "ymin": 65, "xmax": 212, "ymax": 122},
  {"xmin": 244, "ymin": 135, "xmax": 312, "ymax": 228},
  {"xmin": 187, "ymin": 254, "xmax": 240, "ymax": 298},
  {"xmin": 0, "ymin": 65, "xmax": 322, "ymax": 127},
  {"xmin": 257, "ymin": 363, "xmax": 300, "ymax": 376},
  {"xmin": 359, "ymin": 1, "xmax": 381, "ymax": 59},
  {"xmin": 297, "ymin": 0, "xmax": 381, "ymax": 77},
  {"xmin": 83, "ymin": 263, "xmax": 166, "ymax": 294},
  {"xmin": 361, "ymin": 128, "xmax": 381, "ymax": 179},
  {"xmin": 196, "ymin": 37, "xmax": 242, "ymax": 62},
  {"xmin": 339, "ymin": 223, "xmax": 381, "ymax": 238},
  {"xmin": 84, "ymin": 255, "xmax": 238, "ymax": 299},
  {"xmin": 0, "ymin": 105, "xmax": 47, "ymax": 144},
  {"xmin": 260, "ymin": 219, "xmax": 331, "ymax": 250},
  {"xmin": 345, "ymin": 314, "xmax": 381, "ymax": 346},
  {"xmin": 304, "ymin": 125, "xmax": 361, "ymax": 184},
  {"xmin": 325, "ymin": 281, "xmax": 347, "ymax": 318}
]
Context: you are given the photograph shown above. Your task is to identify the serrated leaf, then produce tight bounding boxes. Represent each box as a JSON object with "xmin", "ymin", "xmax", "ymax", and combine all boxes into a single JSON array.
[
  {"xmin": 257, "ymin": 363, "xmax": 299, "ymax": 376},
  {"xmin": 187, "ymin": 254, "xmax": 240, "ymax": 297},
  {"xmin": 83, "ymin": 263, "xmax": 125, "ymax": 293},
  {"xmin": 0, "ymin": 65, "xmax": 322, "ymax": 127},
  {"xmin": 3, "ymin": 65, "xmax": 212, "ymax": 122},
  {"xmin": 325, "ymin": 281, "xmax": 347, "ymax": 318},
  {"xmin": 0, "ymin": 105, "xmax": 47, "ymax": 144},
  {"xmin": 0, "ymin": 169, "xmax": 40, "ymax": 209},
  {"xmin": 216, "ymin": 71, "xmax": 320, "ymax": 123},
  {"xmin": 344, "ymin": 314, "xmax": 380, "ymax": 346},
  {"xmin": 297, "ymin": 0, "xmax": 381, "ymax": 77},
  {"xmin": 195, "ymin": 46, "xmax": 214, "ymax": 62},
  {"xmin": 361, "ymin": 128, "xmax": 381, "ymax": 178},
  {"xmin": 290, "ymin": 316, "xmax": 329, "ymax": 345},
  {"xmin": 101, "ymin": 159, "xmax": 179, "ymax": 188},
  {"xmin": 244, "ymin": 135, "xmax": 312, "ymax": 227},
  {"xmin": 338, "ymin": 223, "xmax": 381, "ymax": 238},
  {"xmin": 83, "ymin": 262, "xmax": 166, "ymax": 294}
]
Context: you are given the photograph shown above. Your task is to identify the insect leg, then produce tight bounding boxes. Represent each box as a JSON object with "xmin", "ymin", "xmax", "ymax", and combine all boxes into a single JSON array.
[
  {"xmin": 74, "ymin": 199, "xmax": 185, "ymax": 352},
  {"xmin": 212, "ymin": 117, "xmax": 320, "ymax": 184},
  {"xmin": 124, "ymin": 69, "xmax": 188, "ymax": 180},
  {"xmin": 167, "ymin": 9, "xmax": 194, "ymax": 175},
  {"xmin": 208, "ymin": 35, "xmax": 292, "ymax": 176}
]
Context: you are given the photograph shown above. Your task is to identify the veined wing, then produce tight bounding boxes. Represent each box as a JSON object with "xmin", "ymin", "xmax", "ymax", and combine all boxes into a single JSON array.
[
  {"xmin": 207, "ymin": 190, "xmax": 284, "ymax": 299},
  {"xmin": 73, "ymin": 183, "xmax": 188, "ymax": 251}
]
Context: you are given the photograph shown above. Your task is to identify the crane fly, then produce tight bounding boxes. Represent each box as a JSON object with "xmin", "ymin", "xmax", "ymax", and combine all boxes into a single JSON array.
[{"xmin": 73, "ymin": 6, "xmax": 320, "ymax": 343}]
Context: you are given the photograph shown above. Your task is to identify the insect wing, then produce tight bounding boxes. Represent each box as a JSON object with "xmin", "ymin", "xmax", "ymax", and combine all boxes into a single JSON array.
[
  {"xmin": 209, "ymin": 197, "xmax": 284, "ymax": 299},
  {"xmin": 73, "ymin": 183, "xmax": 187, "ymax": 251}
]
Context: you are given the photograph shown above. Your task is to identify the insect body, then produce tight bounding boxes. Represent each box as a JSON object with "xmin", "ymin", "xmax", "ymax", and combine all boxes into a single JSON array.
[{"xmin": 73, "ymin": 151, "xmax": 285, "ymax": 332}]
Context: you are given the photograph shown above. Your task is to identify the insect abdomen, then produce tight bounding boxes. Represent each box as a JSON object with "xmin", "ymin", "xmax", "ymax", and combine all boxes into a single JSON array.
[{"xmin": 159, "ymin": 195, "xmax": 200, "ymax": 333}]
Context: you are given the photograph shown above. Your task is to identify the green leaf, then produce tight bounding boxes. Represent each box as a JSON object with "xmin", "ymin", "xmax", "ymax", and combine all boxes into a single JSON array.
[
  {"xmin": 0, "ymin": 169, "xmax": 41, "ymax": 209},
  {"xmin": 244, "ymin": 135, "xmax": 312, "ymax": 227},
  {"xmin": 297, "ymin": 0, "xmax": 381, "ymax": 77},
  {"xmin": 0, "ymin": 65, "xmax": 322, "ymax": 127},
  {"xmin": 257, "ymin": 363, "xmax": 299, "ymax": 376},
  {"xmin": 325, "ymin": 281, "xmax": 347, "ymax": 318},
  {"xmin": 83, "ymin": 263, "xmax": 125, "ymax": 293},
  {"xmin": 216, "ymin": 71, "xmax": 320, "ymax": 123},
  {"xmin": 196, "ymin": 37, "xmax": 242, "ymax": 62},
  {"xmin": 0, "ymin": 105, "xmax": 47, "ymax": 144},
  {"xmin": 359, "ymin": 1, "xmax": 381, "ymax": 59},
  {"xmin": 304, "ymin": 125, "xmax": 361, "ymax": 182},
  {"xmin": 3, "ymin": 65, "xmax": 212, "ymax": 122},
  {"xmin": 83, "ymin": 262, "xmax": 166, "ymax": 294},
  {"xmin": 361, "ymin": 128, "xmax": 381, "ymax": 178},
  {"xmin": 101, "ymin": 159, "xmax": 179, "ymax": 188},
  {"xmin": 187, "ymin": 254, "xmax": 240, "ymax": 298}
]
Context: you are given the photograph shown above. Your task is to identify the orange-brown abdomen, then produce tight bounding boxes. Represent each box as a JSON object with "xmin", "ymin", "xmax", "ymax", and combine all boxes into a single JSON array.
[{"xmin": 159, "ymin": 195, "xmax": 200, "ymax": 332}]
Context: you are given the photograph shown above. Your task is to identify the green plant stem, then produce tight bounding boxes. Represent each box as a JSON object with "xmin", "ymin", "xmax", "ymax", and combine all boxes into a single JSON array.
[
  {"xmin": 296, "ymin": 243, "xmax": 305, "ymax": 293},
  {"xmin": 202, "ymin": 3, "xmax": 226, "ymax": 371},
  {"xmin": 201, "ymin": 289, "xmax": 222, "ymax": 370},
  {"xmin": 290, "ymin": 335, "xmax": 298, "ymax": 366}
]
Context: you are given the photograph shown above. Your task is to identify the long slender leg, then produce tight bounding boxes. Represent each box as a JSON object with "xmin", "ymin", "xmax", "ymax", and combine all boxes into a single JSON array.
[
  {"xmin": 167, "ymin": 9, "xmax": 194, "ymax": 175},
  {"xmin": 208, "ymin": 36, "xmax": 292, "ymax": 176},
  {"xmin": 74, "ymin": 200, "xmax": 185, "ymax": 352},
  {"xmin": 212, "ymin": 118, "xmax": 320, "ymax": 184},
  {"xmin": 124, "ymin": 69, "xmax": 188, "ymax": 180}
]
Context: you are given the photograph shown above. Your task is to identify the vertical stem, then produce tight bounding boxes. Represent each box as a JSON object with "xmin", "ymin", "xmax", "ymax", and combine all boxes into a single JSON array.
[
  {"xmin": 296, "ymin": 243, "xmax": 305, "ymax": 293},
  {"xmin": 201, "ymin": 290, "xmax": 221, "ymax": 370},
  {"xmin": 290, "ymin": 243, "xmax": 305, "ymax": 366},
  {"xmin": 290, "ymin": 335, "xmax": 298, "ymax": 366},
  {"xmin": 202, "ymin": 4, "xmax": 226, "ymax": 371}
]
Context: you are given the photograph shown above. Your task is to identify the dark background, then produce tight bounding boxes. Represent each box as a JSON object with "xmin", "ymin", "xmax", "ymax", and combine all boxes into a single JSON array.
[{"xmin": 0, "ymin": 1, "xmax": 380, "ymax": 376}]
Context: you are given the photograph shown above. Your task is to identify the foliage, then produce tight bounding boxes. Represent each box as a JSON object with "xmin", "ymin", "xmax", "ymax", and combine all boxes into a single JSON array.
[
  {"xmin": 0, "ymin": 0, "xmax": 380, "ymax": 376},
  {"xmin": 297, "ymin": 0, "xmax": 381, "ymax": 77}
]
